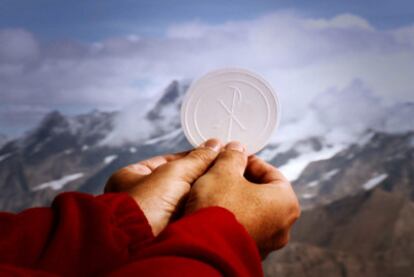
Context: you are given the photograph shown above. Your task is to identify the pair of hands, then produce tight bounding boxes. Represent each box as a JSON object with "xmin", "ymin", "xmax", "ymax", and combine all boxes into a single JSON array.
[{"xmin": 105, "ymin": 139, "xmax": 300, "ymax": 257}]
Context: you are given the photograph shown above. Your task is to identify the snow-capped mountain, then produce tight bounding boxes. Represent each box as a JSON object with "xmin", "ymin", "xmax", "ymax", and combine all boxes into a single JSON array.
[
  {"xmin": 0, "ymin": 78, "xmax": 414, "ymax": 275},
  {"xmin": 146, "ymin": 80, "xmax": 190, "ymax": 135},
  {"xmin": 0, "ymin": 79, "xmax": 413, "ymax": 213},
  {"xmin": 0, "ymin": 110, "xmax": 115, "ymax": 211},
  {"xmin": 294, "ymin": 130, "xmax": 414, "ymax": 208},
  {"xmin": 260, "ymin": 80, "xmax": 414, "ymax": 184},
  {"xmin": 101, "ymin": 80, "xmax": 190, "ymax": 146},
  {"xmin": 0, "ymin": 81, "xmax": 191, "ymax": 211}
]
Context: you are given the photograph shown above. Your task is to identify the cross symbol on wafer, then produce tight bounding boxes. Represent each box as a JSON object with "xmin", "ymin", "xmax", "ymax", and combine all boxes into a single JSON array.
[{"xmin": 217, "ymin": 86, "xmax": 247, "ymax": 141}]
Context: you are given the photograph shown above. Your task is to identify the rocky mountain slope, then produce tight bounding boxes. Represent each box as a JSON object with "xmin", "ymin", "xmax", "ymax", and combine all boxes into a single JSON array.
[
  {"xmin": 264, "ymin": 188, "xmax": 414, "ymax": 276},
  {"xmin": 0, "ymin": 110, "xmax": 116, "ymax": 210},
  {"xmin": 294, "ymin": 131, "xmax": 414, "ymax": 209},
  {"xmin": 0, "ymin": 79, "xmax": 338, "ymax": 211},
  {"xmin": 263, "ymin": 130, "xmax": 414, "ymax": 276},
  {"xmin": 0, "ymin": 81, "xmax": 191, "ymax": 211},
  {"xmin": 0, "ymin": 79, "xmax": 413, "ymax": 276}
]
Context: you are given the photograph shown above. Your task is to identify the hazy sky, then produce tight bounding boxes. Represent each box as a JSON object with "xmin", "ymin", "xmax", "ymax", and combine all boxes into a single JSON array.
[
  {"xmin": 1, "ymin": 0, "xmax": 414, "ymax": 41},
  {"xmin": 0, "ymin": 1, "xmax": 413, "ymax": 136}
]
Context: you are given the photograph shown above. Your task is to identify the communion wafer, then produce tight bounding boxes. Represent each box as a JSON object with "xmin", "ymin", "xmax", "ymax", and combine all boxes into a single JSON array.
[{"xmin": 181, "ymin": 68, "xmax": 281, "ymax": 154}]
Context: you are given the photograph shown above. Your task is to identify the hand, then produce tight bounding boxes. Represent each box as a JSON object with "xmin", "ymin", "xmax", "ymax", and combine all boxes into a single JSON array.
[
  {"xmin": 185, "ymin": 141, "xmax": 301, "ymax": 258},
  {"xmin": 105, "ymin": 138, "xmax": 222, "ymax": 236}
]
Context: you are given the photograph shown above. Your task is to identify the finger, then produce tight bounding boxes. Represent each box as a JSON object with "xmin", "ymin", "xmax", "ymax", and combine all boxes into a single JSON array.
[
  {"xmin": 154, "ymin": 138, "xmax": 222, "ymax": 183},
  {"xmin": 104, "ymin": 167, "xmax": 143, "ymax": 193},
  {"xmin": 208, "ymin": 141, "xmax": 248, "ymax": 176},
  {"xmin": 129, "ymin": 150, "xmax": 189, "ymax": 173},
  {"xmin": 245, "ymin": 155, "xmax": 288, "ymax": 184},
  {"xmin": 105, "ymin": 151, "xmax": 189, "ymax": 193}
]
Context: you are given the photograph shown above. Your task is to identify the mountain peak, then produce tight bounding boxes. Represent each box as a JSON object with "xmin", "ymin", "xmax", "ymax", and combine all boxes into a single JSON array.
[
  {"xmin": 146, "ymin": 80, "xmax": 189, "ymax": 121},
  {"xmin": 25, "ymin": 110, "xmax": 69, "ymax": 140},
  {"xmin": 156, "ymin": 80, "xmax": 180, "ymax": 106},
  {"xmin": 40, "ymin": 110, "xmax": 67, "ymax": 126},
  {"xmin": 140, "ymin": 80, "xmax": 190, "ymax": 137}
]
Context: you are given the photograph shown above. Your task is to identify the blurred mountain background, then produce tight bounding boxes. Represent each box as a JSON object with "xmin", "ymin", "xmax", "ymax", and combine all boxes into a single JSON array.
[{"xmin": 1, "ymin": 1, "xmax": 414, "ymax": 276}]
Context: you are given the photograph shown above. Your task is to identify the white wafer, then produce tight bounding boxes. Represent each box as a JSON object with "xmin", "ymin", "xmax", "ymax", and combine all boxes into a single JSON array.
[{"xmin": 181, "ymin": 68, "xmax": 281, "ymax": 154}]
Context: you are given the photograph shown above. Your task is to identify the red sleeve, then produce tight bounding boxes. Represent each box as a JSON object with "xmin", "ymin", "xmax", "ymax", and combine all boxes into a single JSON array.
[
  {"xmin": 0, "ymin": 192, "xmax": 154, "ymax": 276},
  {"xmin": 110, "ymin": 207, "xmax": 263, "ymax": 277},
  {"xmin": 1, "ymin": 192, "xmax": 263, "ymax": 276}
]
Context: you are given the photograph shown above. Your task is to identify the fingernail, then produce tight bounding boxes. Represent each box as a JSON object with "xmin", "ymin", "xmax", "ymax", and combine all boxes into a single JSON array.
[
  {"xmin": 225, "ymin": 141, "xmax": 245, "ymax": 153},
  {"xmin": 200, "ymin": 138, "xmax": 221, "ymax": 152}
]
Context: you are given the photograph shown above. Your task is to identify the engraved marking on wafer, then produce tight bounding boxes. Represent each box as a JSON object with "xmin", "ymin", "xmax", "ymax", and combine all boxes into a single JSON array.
[
  {"xmin": 217, "ymin": 86, "xmax": 247, "ymax": 141},
  {"xmin": 193, "ymin": 97, "xmax": 207, "ymax": 141}
]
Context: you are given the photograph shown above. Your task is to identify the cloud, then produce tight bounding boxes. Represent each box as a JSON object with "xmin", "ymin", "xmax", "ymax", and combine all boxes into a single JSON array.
[
  {"xmin": 0, "ymin": 28, "xmax": 39, "ymax": 63},
  {"xmin": 271, "ymin": 79, "xmax": 386, "ymax": 146},
  {"xmin": 305, "ymin": 14, "xmax": 374, "ymax": 31},
  {"xmin": 99, "ymin": 100, "xmax": 154, "ymax": 146},
  {"xmin": 0, "ymin": 11, "xmax": 413, "ymax": 137},
  {"xmin": 310, "ymin": 79, "xmax": 384, "ymax": 133}
]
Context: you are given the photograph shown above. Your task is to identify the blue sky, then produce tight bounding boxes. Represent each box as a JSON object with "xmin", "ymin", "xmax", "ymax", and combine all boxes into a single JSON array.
[
  {"xmin": 1, "ymin": 0, "xmax": 413, "ymax": 41},
  {"xmin": 0, "ymin": 0, "xmax": 413, "ymax": 137}
]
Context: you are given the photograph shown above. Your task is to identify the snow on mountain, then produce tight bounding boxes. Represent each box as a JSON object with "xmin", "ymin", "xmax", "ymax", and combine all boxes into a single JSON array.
[
  {"xmin": 103, "ymin": 155, "xmax": 118, "ymax": 165},
  {"xmin": 278, "ymin": 144, "xmax": 343, "ymax": 181},
  {"xmin": 33, "ymin": 173, "xmax": 84, "ymax": 191},
  {"xmin": 293, "ymin": 131, "xmax": 414, "ymax": 209},
  {"xmin": 0, "ymin": 78, "xmax": 413, "ymax": 212},
  {"xmin": 0, "ymin": 81, "xmax": 194, "ymax": 211},
  {"xmin": 0, "ymin": 153, "xmax": 11, "ymax": 163},
  {"xmin": 143, "ymin": 128, "xmax": 182, "ymax": 146},
  {"xmin": 263, "ymin": 79, "xmax": 414, "ymax": 179},
  {"xmin": 2, "ymin": 78, "xmax": 414, "ymax": 277},
  {"xmin": 362, "ymin": 173, "xmax": 388, "ymax": 190},
  {"xmin": 69, "ymin": 110, "xmax": 116, "ymax": 143},
  {"xmin": 270, "ymin": 80, "xmax": 383, "ymax": 150},
  {"xmin": 260, "ymin": 80, "xmax": 382, "ymax": 174},
  {"xmin": 18, "ymin": 110, "xmax": 115, "ymax": 157},
  {"xmin": 320, "ymin": 168, "xmax": 340, "ymax": 182}
]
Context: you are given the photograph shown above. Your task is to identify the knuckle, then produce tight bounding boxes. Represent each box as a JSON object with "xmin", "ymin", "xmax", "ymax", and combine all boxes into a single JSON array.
[
  {"xmin": 188, "ymin": 148, "xmax": 215, "ymax": 164},
  {"xmin": 218, "ymin": 150, "xmax": 246, "ymax": 168},
  {"xmin": 286, "ymin": 201, "xmax": 301, "ymax": 226},
  {"xmin": 156, "ymin": 161, "xmax": 179, "ymax": 174},
  {"xmin": 272, "ymin": 231, "xmax": 290, "ymax": 250},
  {"xmin": 222, "ymin": 149, "xmax": 244, "ymax": 160},
  {"xmin": 276, "ymin": 235, "xmax": 290, "ymax": 249}
]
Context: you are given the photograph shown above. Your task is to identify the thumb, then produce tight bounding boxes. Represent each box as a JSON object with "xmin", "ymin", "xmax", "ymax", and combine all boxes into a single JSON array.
[
  {"xmin": 208, "ymin": 141, "xmax": 248, "ymax": 176},
  {"xmin": 159, "ymin": 138, "xmax": 222, "ymax": 183}
]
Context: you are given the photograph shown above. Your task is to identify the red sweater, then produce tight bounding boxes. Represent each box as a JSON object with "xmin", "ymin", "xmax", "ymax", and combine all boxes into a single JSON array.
[{"xmin": 0, "ymin": 192, "xmax": 263, "ymax": 276}]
